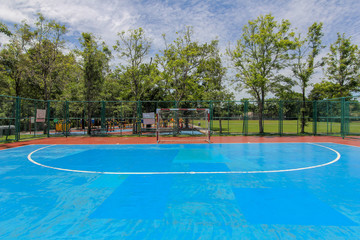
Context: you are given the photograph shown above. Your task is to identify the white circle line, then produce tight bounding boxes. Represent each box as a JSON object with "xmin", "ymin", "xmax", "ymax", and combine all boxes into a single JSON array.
[{"xmin": 27, "ymin": 143, "xmax": 341, "ymax": 175}]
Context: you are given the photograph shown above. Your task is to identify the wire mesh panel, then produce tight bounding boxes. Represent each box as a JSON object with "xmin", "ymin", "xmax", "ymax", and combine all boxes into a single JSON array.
[
  {"xmin": 86, "ymin": 101, "xmax": 103, "ymax": 135},
  {"xmin": 247, "ymin": 101, "xmax": 260, "ymax": 134},
  {"xmin": 282, "ymin": 100, "xmax": 300, "ymax": 134},
  {"xmin": 281, "ymin": 101, "xmax": 314, "ymax": 135},
  {"xmin": 18, "ymin": 98, "xmax": 47, "ymax": 140},
  {"xmin": 104, "ymin": 101, "xmax": 126, "ymax": 136},
  {"xmin": 347, "ymin": 96, "xmax": 360, "ymax": 137},
  {"xmin": 0, "ymin": 95, "xmax": 17, "ymax": 142},
  {"xmin": 48, "ymin": 100, "xmax": 67, "ymax": 136},
  {"xmin": 140, "ymin": 101, "xmax": 175, "ymax": 136},
  {"xmin": 66, "ymin": 101, "xmax": 86, "ymax": 136},
  {"xmin": 212, "ymin": 101, "xmax": 229, "ymax": 135},
  {"xmin": 227, "ymin": 101, "xmax": 244, "ymax": 135},
  {"xmin": 2, "ymin": 94, "xmax": 360, "ymax": 142},
  {"xmin": 262, "ymin": 101, "xmax": 280, "ymax": 134},
  {"xmin": 316, "ymin": 100, "xmax": 342, "ymax": 136},
  {"xmin": 156, "ymin": 108, "xmax": 210, "ymax": 143}
]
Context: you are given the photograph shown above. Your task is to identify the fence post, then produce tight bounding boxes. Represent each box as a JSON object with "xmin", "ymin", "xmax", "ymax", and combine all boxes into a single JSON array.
[
  {"xmin": 243, "ymin": 100, "xmax": 248, "ymax": 136},
  {"xmin": 65, "ymin": 101, "xmax": 69, "ymax": 137},
  {"xmin": 209, "ymin": 101, "xmax": 213, "ymax": 133},
  {"xmin": 279, "ymin": 100, "xmax": 283, "ymax": 136},
  {"xmin": 34, "ymin": 101, "xmax": 37, "ymax": 137},
  {"xmin": 137, "ymin": 100, "xmax": 142, "ymax": 135},
  {"xmin": 47, "ymin": 101, "xmax": 50, "ymax": 138},
  {"xmin": 101, "ymin": 101, "xmax": 106, "ymax": 132},
  {"xmin": 227, "ymin": 101, "xmax": 230, "ymax": 135},
  {"xmin": 345, "ymin": 100, "xmax": 350, "ymax": 136},
  {"xmin": 15, "ymin": 97, "xmax": 20, "ymax": 141},
  {"xmin": 341, "ymin": 97, "xmax": 346, "ymax": 139},
  {"xmin": 313, "ymin": 101, "xmax": 317, "ymax": 136}
]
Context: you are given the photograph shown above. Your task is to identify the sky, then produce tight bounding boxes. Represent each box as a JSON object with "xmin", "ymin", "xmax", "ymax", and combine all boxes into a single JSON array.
[{"xmin": 1, "ymin": 0, "xmax": 360, "ymax": 99}]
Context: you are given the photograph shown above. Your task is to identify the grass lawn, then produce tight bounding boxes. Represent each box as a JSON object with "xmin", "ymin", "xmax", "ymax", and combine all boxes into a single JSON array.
[{"xmin": 208, "ymin": 119, "xmax": 360, "ymax": 135}]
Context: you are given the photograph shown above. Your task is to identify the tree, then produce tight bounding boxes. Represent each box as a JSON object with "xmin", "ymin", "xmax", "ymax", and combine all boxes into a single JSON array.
[
  {"xmin": 323, "ymin": 33, "xmax": 360, "ymax": 97},
  {"xmin": 55, "ymin": 52, "xmax": 82, "ymax": 101},
  {"xmin": 196, "ymin": 42, "xmax": 227, "ymax": 100},
  {"xmin": 78, "ymin": 32, "xmax": 111, "ymax": 134},
  {"xmin": 308, "ymin": 81, "xmax": 347, "ymax": 100},
  {"xmin": 156, "ymin": 26, "xmax": 224, "ymax": 102},
  {"xmin": 292, "ymin": 22, "xmax": 324, "ymax": 133},
  {"xmin": 113, "ymin": 28, "xmax": 157, "ymax": 133},
  {"xmin": 114, "ymin": 28, "xmax": 155, "ymax": 101},
  {"xmin": 0, "ymin": 21, "xmax": 12, "ymax": 37},
  {"xmin": 28, "ymin": 13, "xmax": 68, "ymax": 102},
  {"xmin": 227, "ymin": 14, "xmax": 298, "ymax": 133},
  {"xmin": 0, "ymin": 22, "xmax": 32, "ymax": 96}
]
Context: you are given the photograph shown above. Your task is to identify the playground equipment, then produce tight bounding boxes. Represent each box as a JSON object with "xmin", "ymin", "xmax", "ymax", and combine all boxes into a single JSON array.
[{"xmin": 55, "ymin": 120, "xmax": 71, "ymax": 133}]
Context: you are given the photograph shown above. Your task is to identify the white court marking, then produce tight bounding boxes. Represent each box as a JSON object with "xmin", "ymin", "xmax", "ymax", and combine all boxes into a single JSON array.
[{"xmin": 27, "ymin": 143, "xmax": 341, "ymax": 175}]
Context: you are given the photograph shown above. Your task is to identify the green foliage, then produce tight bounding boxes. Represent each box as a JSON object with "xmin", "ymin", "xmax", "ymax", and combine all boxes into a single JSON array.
[
  {"xmin": 0, "ymin": 21, "xmax": 12, "ymax": 37},
  {"xmin": 57, "ymin": 52, "xmax": 82, "ymax": 101},
  {"xmin": 227, "ymin": 14, "xmax": 299, "ymax": 133},
  {"xmin": 309, "ymin": 81, "xmax": 349, "ymax": 100},
  {"xmin": 323, "ymin": 33, "xmax": 360, "ymax": 97},
  {"xmin": 113, "ymin": 28, "xmax": 156, "ymax": 101},
  {"xmin": 78, "ymin": 32, "xmax": 111, "ymax": 102},
  {"xmin": 293, "ymin": 22, "xmax": 324, "ymax": 91},
  {"xmin": 28, "ymin": 13, "xmax": 69, "ymax": 101},
  {"xmin": 77, "ymin": 32, "xmax": 111, "ymax": 135},
  {"xmin": 2, "ymin": 12, "xmax": 360, "ymax": 110},
  {"xmin": 292, "ymin": 22, "xmax": 324, "ymax": 132},
  {"xmin": 156, "ymin": 26, "xmax": 225, "ymax": 102},
  {"xmin": 0, "ymin": 22, "xmax": 32, "ymax": 97}
]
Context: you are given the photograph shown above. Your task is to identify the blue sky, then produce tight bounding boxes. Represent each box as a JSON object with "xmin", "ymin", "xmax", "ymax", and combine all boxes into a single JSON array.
[{"xmin": 1, "ymin": 0, "xmax": 359, "ymax": 98}]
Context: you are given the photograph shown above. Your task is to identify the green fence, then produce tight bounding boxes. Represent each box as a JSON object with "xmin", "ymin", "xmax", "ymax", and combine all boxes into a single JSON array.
[{"xmin": 1, "ymin": 95, "xmax": 360, "ymax": 142}]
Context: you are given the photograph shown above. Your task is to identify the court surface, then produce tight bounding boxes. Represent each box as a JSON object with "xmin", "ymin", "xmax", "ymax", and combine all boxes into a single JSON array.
[{"xmin": 1, "ymin": 142, "xmax": 360, "ymax": 239}]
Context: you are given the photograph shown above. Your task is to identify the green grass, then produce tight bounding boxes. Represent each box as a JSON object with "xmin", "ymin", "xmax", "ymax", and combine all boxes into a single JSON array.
[
  {"xmin": 208, "ymin": 119, "xmax": 360, "ymax": 135},
  {"xmin": 0, "ymin": 135, "xmax": 16, "ymax": 142},
  {"xmin": 1, "ymin": 120, "xmax": 359, "ymax": 142}
]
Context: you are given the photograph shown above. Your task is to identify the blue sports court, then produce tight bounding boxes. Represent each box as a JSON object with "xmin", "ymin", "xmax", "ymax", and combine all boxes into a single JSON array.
[{"xmin": 0, "ymin": 143, "xmax": 360, "ymax": 239}]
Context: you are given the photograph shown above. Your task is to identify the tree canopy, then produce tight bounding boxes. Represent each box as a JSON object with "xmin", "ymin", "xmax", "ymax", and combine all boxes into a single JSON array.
[
  {"xmin": 227, "ymin": 14, "xmax": 298, "ymax": 133},
  {"xmin": 0, "ymin": 13, "xmax": 360, "ymax": 107}
]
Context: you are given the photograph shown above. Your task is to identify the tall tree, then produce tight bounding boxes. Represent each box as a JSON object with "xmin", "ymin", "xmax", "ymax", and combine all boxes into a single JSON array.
[
  {"xmin": 292, "ymin": 22, "xmax": 324, "ymax": 133},
  {"xmin": 78, "ymin": 32, "xmax": 111, "ymax": 134},
  {"xmin": 29, "ymin": 13, "xmax": 67, "ymax": 101},
  {"xmin": 227, "ymin": 14, "xmax": 298, "ymax": 133},
  {"xmin": 156, "ymin": 26, "xmax": 224, "ymax": 102},
  {"xmin": 323, "ymin": 33, "xmax": 360, "ymax": 97},
  {"xmin": 114, "ymin": 28, "xmax": 154, "ymax": 101},
  {"xmin": 0, "ymin": 22, "xmax": 32, "ymax": 96},
  {"xmin": 113, "ymin": 28, "xmax": 155, "ymax": 133}
]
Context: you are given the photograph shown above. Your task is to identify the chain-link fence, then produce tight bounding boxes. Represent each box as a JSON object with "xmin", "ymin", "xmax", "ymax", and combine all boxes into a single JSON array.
[{"xmin": 1, "ymin": 94, "xmax": 359, "ymax": 142}]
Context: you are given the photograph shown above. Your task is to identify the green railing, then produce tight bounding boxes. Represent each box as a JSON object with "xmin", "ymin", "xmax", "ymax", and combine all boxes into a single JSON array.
[{"xmin": 1, "ymin": 94, "xmax": 359, "ymax": 142}]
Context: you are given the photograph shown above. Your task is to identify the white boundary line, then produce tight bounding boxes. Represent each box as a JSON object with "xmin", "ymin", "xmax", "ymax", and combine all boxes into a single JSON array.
[{"xmin": 27, "ymin": 143, "xmax": 341, "ymax": 175}]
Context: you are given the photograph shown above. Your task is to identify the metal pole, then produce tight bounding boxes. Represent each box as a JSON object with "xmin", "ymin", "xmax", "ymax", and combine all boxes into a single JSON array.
[
  {"xmin": 101, "ymin": 101, "xmax": 106, "ymax": 133},
  {"xmin": 313, "ymin": 101, "xmax": 317, "ymax": 136},
  {"xmin": 341, "ymin": 97, "xmax": 345, "ymax": 138},
  {"xmin": 279, "ymin": 100, "xmax": 283, "ymax": 136},
  {"xmin": 243, "ymin": 100, "xmax": 248, "ymax": 136},
  {"xmin": 15, "ymin": 97, "xmax": 20, "ymax": 141},
  {"xmin": 47, "ymin": 101, "xmax": 50, "ymax": 138}
]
